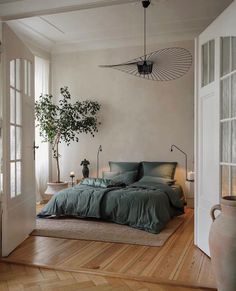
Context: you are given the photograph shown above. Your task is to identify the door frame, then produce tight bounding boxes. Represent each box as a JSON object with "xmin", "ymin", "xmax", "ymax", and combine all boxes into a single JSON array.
[
  {"xmin": 194, "ymin": 37, "xmax": 199, "ymax": 246},
  {"xmin": 194, "ymin": 0, "xmax": 236, "ymax": 254},
  {"xmin": 0, "ymin": 21, "xmax": 3, "ymax": 257}
]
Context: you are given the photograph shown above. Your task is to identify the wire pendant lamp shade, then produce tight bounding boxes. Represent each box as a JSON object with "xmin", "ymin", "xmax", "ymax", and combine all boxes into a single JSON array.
[{"xmin": 100, "ymin": 0, "xmax": 192, "ymax": 81}]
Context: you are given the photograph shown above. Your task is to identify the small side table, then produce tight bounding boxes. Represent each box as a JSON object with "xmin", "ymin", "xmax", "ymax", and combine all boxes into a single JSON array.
[{"xmin": 185, "ymin": 180, "xmax": 194, "ymax": 208}]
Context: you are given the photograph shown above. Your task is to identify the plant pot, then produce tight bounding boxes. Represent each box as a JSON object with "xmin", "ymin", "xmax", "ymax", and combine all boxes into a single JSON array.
[
  {"xmin": 43, "ymin": 182, "xmax": 68, "ymax": 201},
  {"xmin": 209, "ymin": 196, "xmax": 236, "ymax": 291}
]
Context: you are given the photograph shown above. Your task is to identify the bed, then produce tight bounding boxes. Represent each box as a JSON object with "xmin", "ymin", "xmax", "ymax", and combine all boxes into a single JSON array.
[{"xmin": 38, "ymin": 161, "xmax": 185, "ymax": 234}]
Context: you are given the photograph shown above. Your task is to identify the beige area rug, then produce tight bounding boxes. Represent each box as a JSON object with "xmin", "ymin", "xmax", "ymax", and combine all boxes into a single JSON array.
[
  {"xmin": 32, "ymin": 216, "xmax": 184, "ymax": 247},
  {"xmin": 31, "ymin": 217, "xmax": 184, "ymax": 247}
]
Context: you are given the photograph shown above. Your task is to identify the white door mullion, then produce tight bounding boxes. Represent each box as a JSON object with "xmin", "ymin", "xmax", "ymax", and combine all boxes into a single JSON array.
[{"xmin": 229, "ymin": 63, "xmax": 232, "ymax": 196}]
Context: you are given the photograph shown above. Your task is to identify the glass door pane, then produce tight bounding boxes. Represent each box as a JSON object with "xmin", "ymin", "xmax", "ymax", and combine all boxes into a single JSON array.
[
  {"xmin": 221, "ymin": 122, "xmax": 230, "ymax": 163},
  {"xmin": 16, "ymin": 127, "xmax": 22, "ymax": 160},
  {"xmin": 231, "ymin": 167, "xmax": 236, "ymax": 196},
  {"xmin": 232, "ymin": 73, "xmax": 236, "ymax": 117},
  {"xmin": 16, "ymin": 92, "xmax": 22, "ymax": 125},
  {"xmin": 10, "ymin": 60, "xmax": 15, "ymax": 88},
  {"xmin": 221, "ymin": 165, "xmax": 230, "ymax": 197},
  {"xmin": 221, "ymin": 37, "xmax": 230, "ymax": 77},
  {"xmin": 209, "ymin": 40, "xmax": 215, "ymax": 83},
  {"xmin": 16, "ymin": 162, "xmax": 21, "ymax": 196},
  {"xmin": 221, "ymin": 77, "xmax": 230, "ymax": 119},
  {"xmin": 10, "ymin": 89, "xmax": 15, "ymax": 124},
  {"xmin": 220, "ymin": 36, "xmax": 236, "ymax": 198},
  {"xmin": 232, "ymin": 37, "xmax": 236, "ymax": 71},
  {"xmin": 15, "ymin": 59, "xmax": 20, "ymax": 91},
  {"xmin": 10, "ymin": 163, "xmax": 15, "ymax": 198},
  {"xmin": 201, "ymin": 40, "xmax": 215, "ymax": 87},
  {"xmin": 10, "ymin": 126, "xmax": 15, "ymax": 161},
  {"xmin": 202, "ymin": 43, "xmax": 208, "ymax": 87},
  {"xmin": 9, "ymin": 58, "xmax": 22, "ymax": 199}
]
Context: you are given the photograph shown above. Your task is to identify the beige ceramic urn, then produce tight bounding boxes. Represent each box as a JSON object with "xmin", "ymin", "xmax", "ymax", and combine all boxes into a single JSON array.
[{"xmin": 209, "ymin": 196, "xmax": 236, "ymax": 291}]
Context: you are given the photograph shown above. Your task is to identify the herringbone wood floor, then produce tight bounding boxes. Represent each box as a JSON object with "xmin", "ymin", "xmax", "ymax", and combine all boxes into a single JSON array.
[
  {"xmin": 1, "ymin": 208, "xmax": 217, "ymax": 291},
  {"xmin": 0, "ymin": 262, "xmax": 214, "ymax": 291}
]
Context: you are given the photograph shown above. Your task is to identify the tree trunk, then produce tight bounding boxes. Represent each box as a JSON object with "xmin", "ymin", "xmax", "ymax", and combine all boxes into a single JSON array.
[{"xmin": 55, "ymin": 140, "xmax": 60, "ymax": 183}]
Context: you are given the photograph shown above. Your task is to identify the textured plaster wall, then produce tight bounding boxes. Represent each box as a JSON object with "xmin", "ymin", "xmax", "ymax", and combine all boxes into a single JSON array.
[{"xmin": 51, "ymin": 40, "xmax": 194, "ymax": 192}]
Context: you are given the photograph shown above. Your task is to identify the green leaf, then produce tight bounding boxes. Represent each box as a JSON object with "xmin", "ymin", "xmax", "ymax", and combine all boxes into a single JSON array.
[{"xmin": 35, "ymin": 86, "xmax": 101, "ymax": 182}]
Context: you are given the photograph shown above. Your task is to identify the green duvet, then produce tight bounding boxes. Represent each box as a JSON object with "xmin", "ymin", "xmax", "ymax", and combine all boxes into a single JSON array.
[{"xmin": 38, "ymin": 179, "xmax": 184, "ymax": 234}]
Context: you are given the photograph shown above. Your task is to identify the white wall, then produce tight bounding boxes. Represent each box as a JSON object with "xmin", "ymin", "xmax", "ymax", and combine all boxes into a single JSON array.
[{"xmin": 51, "ymin": 40, "xmax": 194, "ymax": 191}]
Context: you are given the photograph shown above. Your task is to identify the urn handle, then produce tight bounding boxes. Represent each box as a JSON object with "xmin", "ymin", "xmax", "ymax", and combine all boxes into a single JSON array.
[{"xmin": 210, "ymin": 204, "xmax": 222, "ymax": 221}]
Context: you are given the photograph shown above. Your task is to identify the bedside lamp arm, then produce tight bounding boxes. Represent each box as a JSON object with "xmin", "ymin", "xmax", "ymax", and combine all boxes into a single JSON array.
[{"xmin": 170, "ymin": 144, "xmax": 193, "ymax": 182}]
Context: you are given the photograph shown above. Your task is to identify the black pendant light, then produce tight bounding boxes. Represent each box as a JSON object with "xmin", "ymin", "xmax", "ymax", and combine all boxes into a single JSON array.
[
  {"xmin": 100, "ymin": 0, "xmax": 192, "ymax": 81},
  {"xmin": 137, "ymin": 1, "xmax": 153, "ymax": 75}
]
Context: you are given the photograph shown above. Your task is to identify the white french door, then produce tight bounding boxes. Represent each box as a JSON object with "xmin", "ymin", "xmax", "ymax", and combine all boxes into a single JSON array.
[
  {"xmin": 2, "ymin": 24, "xmax": 36, "ymax": 256},
  {"xmin": 195, "ymin": 1, "xmax": 236, "ymax": 255}
]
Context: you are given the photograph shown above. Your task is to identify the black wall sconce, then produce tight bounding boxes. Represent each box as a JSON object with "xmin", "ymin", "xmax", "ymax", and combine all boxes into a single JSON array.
[
  {"xmin": 97, "ymin": 145, "xmax": 102, "ymax": 178},
  {"xmin": 170, "ymin": 144, "xmax": 194, "ymax": 182}
]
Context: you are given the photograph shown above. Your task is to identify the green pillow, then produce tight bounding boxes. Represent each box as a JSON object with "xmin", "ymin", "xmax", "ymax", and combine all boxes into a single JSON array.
[
  {"xmin": 80, "ymin": 178, "xmax": 123, "ymax": 188},
  {"xmin": 103, "ymin": 171, "xmax": 138, "ymax": 185},
  {"xmin": 109, "ymin": 162, "xmax": 140, "ymax": 173},
  {"xmin": 142, "ymin": 162, "xmax": 177, "ymax": 179},
  {"xmin": 138, "ymin": 176, "xmax": 176, "ymax": 186}
]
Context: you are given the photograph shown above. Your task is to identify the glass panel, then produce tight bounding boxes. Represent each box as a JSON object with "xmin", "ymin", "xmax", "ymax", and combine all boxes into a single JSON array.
[
  {"xmin": 10, "ymin": 162, "xmax": 16, "ymax": 198},
  {"xmin": 10, "ymin": 125, "xmax": 15, "ymax": 160},
  {"xmin": 209, "ymin": 40, "xmax": 215, "ymax": 83},
  {"xmin": 221, "ymin": 121, "xmax": 230, "ymax": 163},
  {"xmin": 221, "ymin": 77, "xmax": 230, "ymax": 119},
  {"xmin": 10, "ymin": 60, "xmax": 15, "ymax": 88},
  {"xmin": 28, "ymin": 61, "xmax": 31, "ymax": 96},
  {"xmin": 16, "ymin": 127, "xmax": 21, "ymax": 160},
  {"xmin": 24, "ymin": 60, "xmax": 28, "ymax": 95},
  {"xmin": 10, "ymin": 88, "xmax": 15, "ymax": 124},
  {"xmin": 16, "ymin": 161, "xmax": 21, "ymax": 196},
  {"xmin": 231, "ymin": 166, "xmax": 236, "ymax": 196},
  {"xmin": 232, "ymin": 37, "xmax": 236, "ymax": 72},
  {"xmin": 202, "ymin": 43, "xmax": 208, "ymax": 87},
  {"xmin": 221, "ymin": 37, "xmax": 231, "ymax": 77},
  {"xmin": 232, "ymin": 120, "xmax": 236, "ymax": 163},
  {"xmin": 221, "ymin": 165, "xmax": 230, "ymax": 197},
  {"xmin": 15, "ymin": 59, "xmax": 20, "ymax": 90},
  {"xmin": 16, "ymin": 91, "xmax": 22, "ymax": 125},
  {"xmin": 232, "ymin": 73, "xmax": 236, "ymax": 118}
]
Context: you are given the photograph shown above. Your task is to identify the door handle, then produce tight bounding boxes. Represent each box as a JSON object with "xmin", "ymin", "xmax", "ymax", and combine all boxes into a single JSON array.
[{"xmin": 33, "ymin": 141, "xmax": 39, "ymax": 160}]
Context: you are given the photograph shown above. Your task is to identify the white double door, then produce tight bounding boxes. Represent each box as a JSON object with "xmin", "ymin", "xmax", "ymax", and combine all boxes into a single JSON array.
[
  {"xmin": 195, "ymin": 1, "xmax": 236, "ymax": 255},
  {"xmin": 2, "ymin": 24, "xmax": 36, "ymax": 256}
]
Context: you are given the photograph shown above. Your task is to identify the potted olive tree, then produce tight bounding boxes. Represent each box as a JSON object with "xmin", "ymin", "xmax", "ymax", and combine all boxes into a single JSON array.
[{"xmin": 35, "ymin": 86, "xmax": 101, "ymax": 196}]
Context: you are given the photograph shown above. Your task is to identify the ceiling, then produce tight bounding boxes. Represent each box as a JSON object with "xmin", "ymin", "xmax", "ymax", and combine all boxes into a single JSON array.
[{"xmin": 0, "ymin": 0, "xmax": 233, "ymax": 53}]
